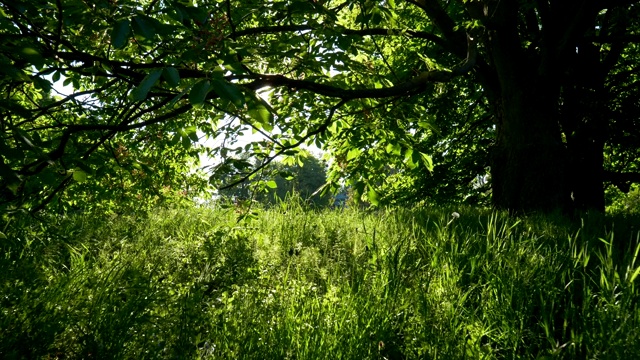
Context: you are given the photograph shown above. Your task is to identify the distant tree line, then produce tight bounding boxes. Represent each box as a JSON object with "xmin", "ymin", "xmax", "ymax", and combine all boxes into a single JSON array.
[{"xmin": 219, "ymin": 150, "xmax": 333, "ymax": 208}]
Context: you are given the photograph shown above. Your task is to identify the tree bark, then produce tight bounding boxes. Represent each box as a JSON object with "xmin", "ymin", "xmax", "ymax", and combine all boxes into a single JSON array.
[
  {"xmin": 562, "ymin": 82, "xmax": 607, "ymax": 212},
  {"xmin": 559, "ymin": 37, "xmax": 611, "ymax": 212},
  {"xmin": 491, "ymin": 83, "xmax": 570, "ymax": 213},
  {"xmin": 486, "ymin": 4, "xmax": 570, "ymax": 213}
]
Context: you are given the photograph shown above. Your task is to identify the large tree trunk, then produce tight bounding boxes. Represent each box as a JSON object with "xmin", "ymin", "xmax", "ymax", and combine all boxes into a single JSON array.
[
  {"xmin": 487, "ymin": 6, "xmax": 570, "ymax": 213},
  {"xmin": 475, "ymin": 1, "xmax": 608, "ymax": 213},
  {"xmin": 563, "ymin": 88, "xmax": 607, "ymax": 212},
  {"xmin": 491, "ymin": 78, "xmax": 607, "ymax": 213},
  {"xmin": 566, "ymin": 133, "xmax": 605, "ymax": 212},
  {"xmin": 491, "ymin": 81, "xmax": 570, "ymax": 213},
  {"xmin": 561, "ymin": 41, "xmax": 609, "ymax": 212}
]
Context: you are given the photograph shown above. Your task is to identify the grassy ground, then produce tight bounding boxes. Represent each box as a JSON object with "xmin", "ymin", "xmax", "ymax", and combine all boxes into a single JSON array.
[{"xmin": 1, "ymin": 201, "xmax": 640, "ymax": 359}]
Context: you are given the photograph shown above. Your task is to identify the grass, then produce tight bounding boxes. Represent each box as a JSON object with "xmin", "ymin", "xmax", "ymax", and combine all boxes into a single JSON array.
[{"xmin": 1, "ymin": 201, "xmax": 640, "ymax": 359}]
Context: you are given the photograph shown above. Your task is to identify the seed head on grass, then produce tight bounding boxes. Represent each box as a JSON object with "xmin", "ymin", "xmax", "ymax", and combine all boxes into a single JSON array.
[{"xmin": 446, "ymin": 212, "xmax": 460, "ymax": 227}]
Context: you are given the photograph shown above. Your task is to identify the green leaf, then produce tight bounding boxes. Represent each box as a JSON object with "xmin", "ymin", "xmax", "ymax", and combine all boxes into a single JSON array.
[
  {"xmin": 0, "ymin": 231, "xmax": 6, "ymax": 239},
  {"xmin": 182, "ymin": 5, "xmax": 209, "ymax": 23},
  {"xmin": 367, "ymin": 186, "xmax": 380, "ymax": 206},
  {"xmin": 185, "ymin": 125, "xmax": 199, "ymax": 142},
  {"xmin": 347, "ymin": 148, "xmax": 360, "ymax": 160},
  {"xmin": 266, "ymin": 180, "xmax": 277, "ymax": 189},
  {"xmin": 74, "ymin": 161, "xmax": 94, "ymax": 175},
  {"xmin": 279, "ymin": 171, "xmax": 295, "ymax": 180},
  {"xmin": 211, "ymin": 79, "xmax": 245, "ymax": 108},
  {"xmin": 72, "ymin": 168, "xmax": 88, "ymax": 182},
  {"xmin": 162, "ymin": 67, "xmax": 180, "ymax": 87},
  {"xmin": 32, "ymin": 76, "xmax": 52, "ymax": 92},
  {"xmin": 420, "ymin": 152, "xmax": 434, "ymax": 171},
  {"xmin": 0, "ymin": 158, "xmax": 21, "ymax": 185},
  {"xmin": 21, "ymin": 47, "xmax": 44, "ymax": 68},
  {"xmin": 132, "ymin": 15, "xmax": 156, "ymax": 40},
  {"xmin": 189, "ymin": 80, "xmax": 211, "ymax": 106},
  {"xmin": 418, "ymin": 120, "xmax": 440, "ymax": 135},
  {"xmin": 404, "ymin": 148, "xmax": 417, "ymax": 169},
  {"xmin": 169, "ymin": 87, "xmax": 189, "ymax": 107},
  {"xmin": 247, "ymin": 103, "xmax": 273, "ymax": 125},
  {"xmin": 131, "ymin": 70, "xmax": 162, "ymax": 101},
  {"xmin": 12, "ymin": 126, "xmax": 36, "ymax": 149},
  {"xmin": 111, "ymin": 19, "xmax": 131, "ymax": 49},
  {"xmin": 385, "ymin": 143, "xmax": 402, "ymax": 155}
]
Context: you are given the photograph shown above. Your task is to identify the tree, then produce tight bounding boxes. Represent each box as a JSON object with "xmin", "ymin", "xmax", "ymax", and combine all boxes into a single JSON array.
[
  {"xmin": 218, "ymin": 150, "xmax": 332, "ymax": 207},
  {"xmin": 261, "ymin": 150, "xmax": 332, "ymax": 207},
  {"xmin": 1, "ymin": 0, "xmax": 640, "ymax": 214}
]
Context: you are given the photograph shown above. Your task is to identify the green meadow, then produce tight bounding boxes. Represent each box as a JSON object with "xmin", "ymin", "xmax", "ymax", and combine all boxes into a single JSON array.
[{"xmin": 2, "ymin": 202, "xmax": 639, "ymax": 359}]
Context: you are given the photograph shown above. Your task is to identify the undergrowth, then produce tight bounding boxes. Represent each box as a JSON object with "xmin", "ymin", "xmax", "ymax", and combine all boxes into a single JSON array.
[{"xmin": 1, "ymin": 202, "xmax": 640, "ymax": 359}]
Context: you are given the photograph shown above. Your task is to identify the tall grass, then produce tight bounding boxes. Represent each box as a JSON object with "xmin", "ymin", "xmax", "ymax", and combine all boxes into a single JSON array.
[{"xmin": 1, "ymin": 202, "xmax": 639, "ymax": 359}]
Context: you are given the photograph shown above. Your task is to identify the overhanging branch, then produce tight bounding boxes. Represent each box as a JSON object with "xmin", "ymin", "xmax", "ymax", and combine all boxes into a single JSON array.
[
  {"xmin": 231, "ymin": 25, "xmax": 447, "ymax": 48},
  {"xmin": 218, "ymin": 99, "xmax": 348, "ymax": 191},
  {"xmin": 243, "ymin": 33, "xmax": 476, "ymax": 99}
]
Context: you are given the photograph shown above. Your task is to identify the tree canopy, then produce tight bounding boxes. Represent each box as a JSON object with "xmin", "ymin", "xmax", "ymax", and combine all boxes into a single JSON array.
[{"xmin": 1, "ymin": 0, "xmax": 640, "ymax": 215}]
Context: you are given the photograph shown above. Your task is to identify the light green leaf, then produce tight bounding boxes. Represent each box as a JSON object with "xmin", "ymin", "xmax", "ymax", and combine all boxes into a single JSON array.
[
  {"xmin": 73, "ymin": 168, "xmax": 88, "ymax": 182},
  {"xmin": 111, "ymin": 19, "xmax": 130, "ymax": 49},
  {"xmin": 347, "ymin": 148, "xmax": 360, "ymax": 160},
  {"xmin": 185, "ymin": 125, "xmax": 199, "ymax": 142},
  {"xmin": 74, "ymin": 161, "xmax": 94, "ymax": 175},
  {"xmin": 279, "ymin": 171, "xmax": 295, "ymax": 180},
  {"xmin": 367, "ymin": 186, "xmax": 380, "ymax": 206},
  {"xmin": 385, "ymin": 143, "xmax": 402, "ymax": 155},
  {"xmin": 404, "ymin": 148, "xmax": 417, "ymax": 168},
  {"xmin": 163, "ymin": 67, "xmax": 180, "ymax": 87},
  {"xmin": 211, "ymin": 79, "xmax": 245, "ymax": 108},
  {"xmin": 418, "ymin": 120, "xmax": 440, "ymax": 135},
  {"xmin": 0, "ymin": 231, "xmax": 6, "ymax": 239},
  {"xmin": 189, "ymin": 80, "xmax": 211, "ymax": 106},
  {"xmin": 131, "ymin": 70, "xmax": 162, "ymax": 101},
  {"xmin": 247, "ymin": 103, "xmax": 272, "ymax": 125},
  {"xmin": 420, "ymin": 152, "xmax": 434, "ymax": 171},
  {"xmin": 266, "ymin": 180, "xmax": 278, "ymax": 189}
]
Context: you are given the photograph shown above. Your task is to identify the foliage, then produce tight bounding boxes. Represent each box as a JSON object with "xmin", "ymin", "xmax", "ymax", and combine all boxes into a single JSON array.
[
  {"xmin": 266, "ymin": 151, "xmax": 331, "ymax": 207},
  {"xmin": 2, "ymin": 203, "xmax": 640, "ymax": 358},
  {"xmin": 221, "ymin": 150, "xmax": 332, "ymax": 207},
  {"xmin": 606, "ymin": 183, "xmax": 640, "ymax": 214},
  {"xmin": 1, "ymin": 0, "xmax": 640, "ymax": 214}
]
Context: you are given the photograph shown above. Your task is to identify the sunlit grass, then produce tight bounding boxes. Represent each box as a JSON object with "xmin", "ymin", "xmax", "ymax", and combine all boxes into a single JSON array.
[{"xmin": 2, "ymin": 202, "xmax": 640, "ymax": 358}]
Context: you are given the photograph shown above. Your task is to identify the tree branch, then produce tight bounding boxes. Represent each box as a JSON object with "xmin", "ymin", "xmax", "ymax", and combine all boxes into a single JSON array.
[
  {"xmin": 405, "ymin": 0, "xmax": 467, "ymax": 56},
  {"xmin": 30, "ymin": 175, "xmax": 72, "ymax": 214},
  {"xmin": 231, "ymin": 25, "xmax": 446, "ymax": 47},
  {"xmin": 243, "ymin": 33, "xmax": 476, "ymax": 98},
  {"xmin": 54, "ymin": 0, "xmax": 63, "ymax": 52},
  {"xmin": 218, "ymin": 99, "xmax": 347, "ymax": 191}
]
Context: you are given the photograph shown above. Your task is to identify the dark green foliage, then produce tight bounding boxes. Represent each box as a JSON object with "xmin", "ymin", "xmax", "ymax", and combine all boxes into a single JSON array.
[
  {"xmin": 259, "ymin": 151, "xmax": 332, "ymax": 208},
  {"xmin": 4, "ymin": 0, "xmax": 639, "ymax": 214}
]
